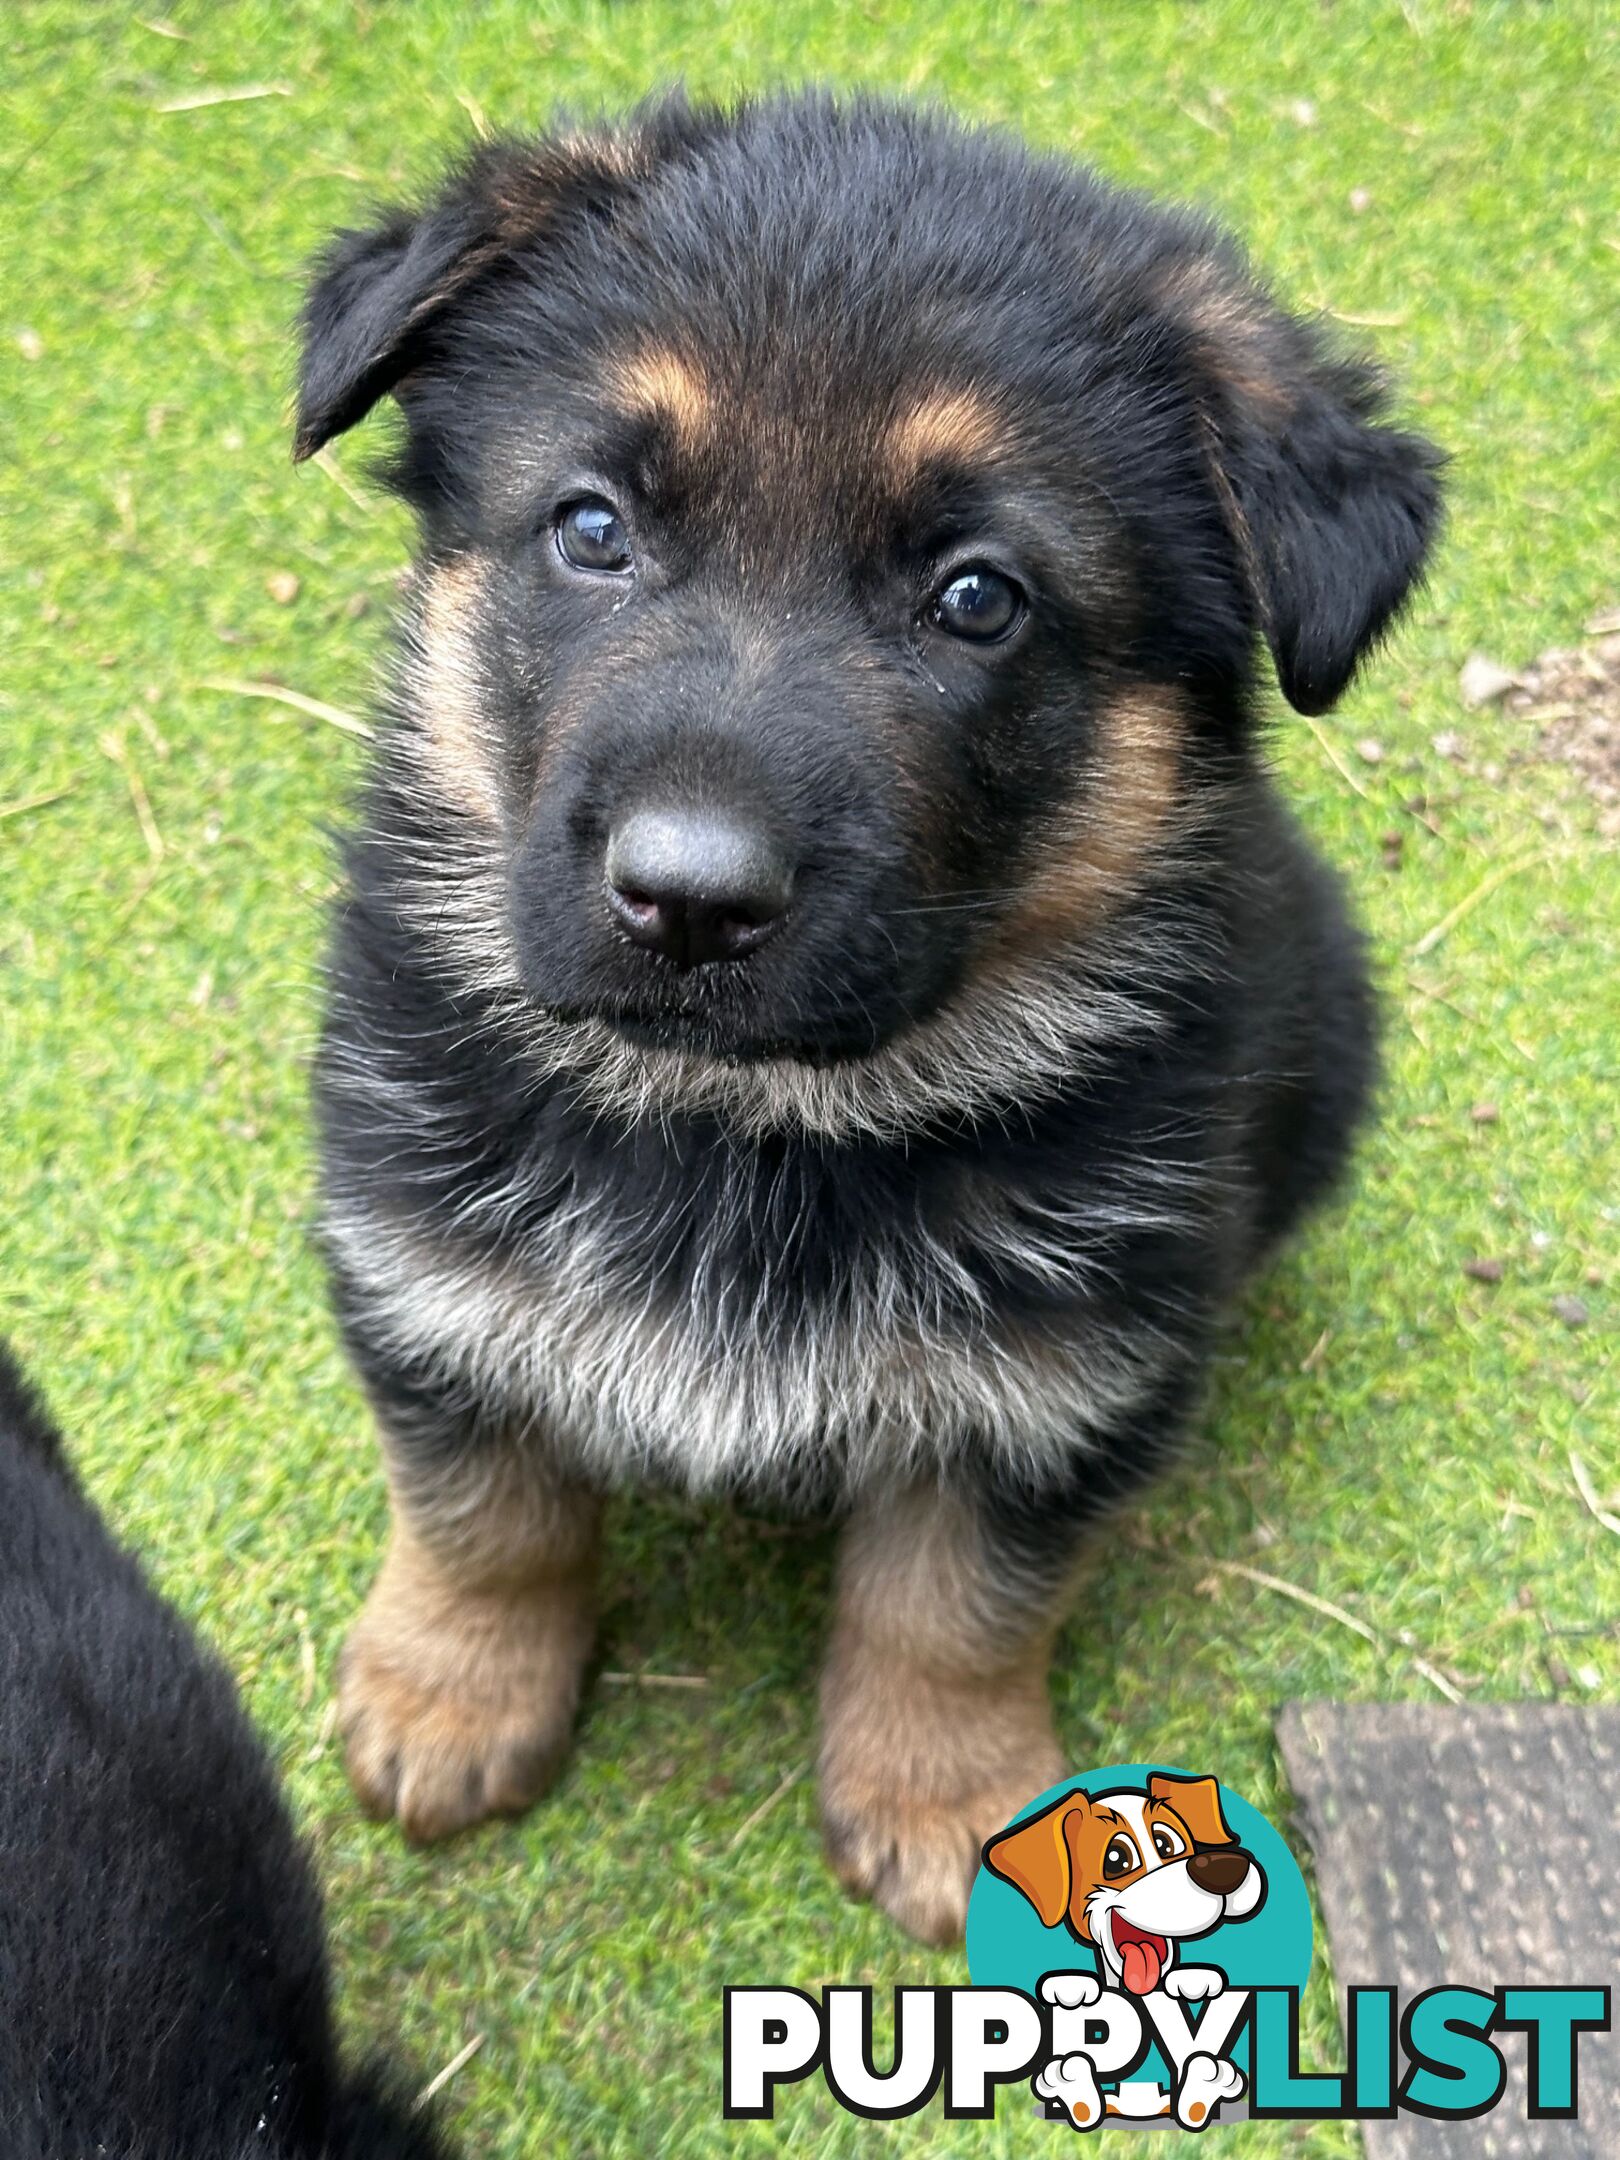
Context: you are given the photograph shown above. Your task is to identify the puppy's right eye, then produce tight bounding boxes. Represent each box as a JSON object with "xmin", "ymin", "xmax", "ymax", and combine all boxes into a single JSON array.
[
  {"xmin": 929, "ymin": 565, "xmax": 1024, "ymax": 643},
  {"xmin": 555, "ymin": 496, "xmax": 633, "ymax": 573},
  {"xmin": 1103, "ymin": 1834, "xmax": 1141, "ymax": 1880}
]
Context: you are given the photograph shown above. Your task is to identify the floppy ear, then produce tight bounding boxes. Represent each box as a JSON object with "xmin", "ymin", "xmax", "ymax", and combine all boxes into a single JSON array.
[
  {"xmin": 1149, "ymin": 1772, "xmax": 1235, "ymax": 1850},
  {"xmin": 1167, "ymin": 251, "xmax": 1444, "ymax": 717},
  {"xmin": 293, "ymin": 182, "xmax": 502, "ymax": 462},
  {"xmin": 982, "ymin": 1790, "xmax": 1089, "ymax": 1928},
  {"xmin": 293, "ymin": 122, "xmax": 669, "ymax": 462}
]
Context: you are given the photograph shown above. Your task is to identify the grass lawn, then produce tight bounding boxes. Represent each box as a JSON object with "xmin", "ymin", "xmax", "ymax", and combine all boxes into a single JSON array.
[{"xmin": 3, "ymin": 2, "xmax": 1617, "ymax": 2152}]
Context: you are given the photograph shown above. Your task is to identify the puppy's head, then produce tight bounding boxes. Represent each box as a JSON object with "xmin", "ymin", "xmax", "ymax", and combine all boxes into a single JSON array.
[
  {"xmin": 984, "ymin": 1775, "xmax": 1267, "ymax": 1993},
  {"xmin": 298, "ymin": 93, "xmax": 1440, "ymax": 1131}
]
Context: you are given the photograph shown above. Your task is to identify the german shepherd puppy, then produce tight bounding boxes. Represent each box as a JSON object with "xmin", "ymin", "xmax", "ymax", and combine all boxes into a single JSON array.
[
  {"xmin": 295, "ymin": 91, "xmax": 1440, "ymax": 1944},
  {"xmin": 0, "ymin": 1344, "xmax": 448, "ymax": 2159}
]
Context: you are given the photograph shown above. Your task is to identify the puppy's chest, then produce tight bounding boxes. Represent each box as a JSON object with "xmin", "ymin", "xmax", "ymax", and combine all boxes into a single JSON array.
[{"xmin": 343, "ymin": 1144, "xmax": 1178, "ymax": 1493}]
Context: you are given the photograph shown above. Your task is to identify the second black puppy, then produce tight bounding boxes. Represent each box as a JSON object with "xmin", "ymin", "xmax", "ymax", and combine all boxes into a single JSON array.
[
  {"xmin": 0, "ymin": 1344, "xmax": 447, "ymax": 2160},
  {"xmin": 296, "ymin": 91, "xmax": 1441, "ymax": 1944}
]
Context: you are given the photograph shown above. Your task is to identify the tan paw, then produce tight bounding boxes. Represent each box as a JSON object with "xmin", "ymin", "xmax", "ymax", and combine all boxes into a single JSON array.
[
  {"xmin": 821, "ymin": 1738, "xmax": 1066, "ymax": 1946},
  {"xmin": 337, "ymin": 1549, "xmax": 592, "ymax": 1844}
]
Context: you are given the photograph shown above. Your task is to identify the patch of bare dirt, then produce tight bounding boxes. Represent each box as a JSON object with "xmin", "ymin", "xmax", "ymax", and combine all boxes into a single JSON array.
[{"xmin": 1503, "ymin": 613, "xmax": 1620, "ymax": 838}]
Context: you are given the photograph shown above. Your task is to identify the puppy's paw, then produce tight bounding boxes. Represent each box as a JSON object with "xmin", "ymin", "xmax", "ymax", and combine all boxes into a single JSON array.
[
  {"xmin": 1041, "ymin": 1972, "xmax": 1102, "ymax": 2011},
  {"xmin": 1174, "ymin": 2052, "xmax": 1244, "ymax": 2130},
  {"xmin": 338, "ymin": 1556, "xmax": 590, "ymax": 1844},
  {"xmin": 820, "ymin": 1736, "xmax": 1065, "ymax": 1947},
  {"xmin": 1034, "ymin": 2052, "xmax": 1105, "ymax": 2131},
  {"xmin": 1162, "ymin": 1965, "xmax": 1225, "ymax": 2003}
]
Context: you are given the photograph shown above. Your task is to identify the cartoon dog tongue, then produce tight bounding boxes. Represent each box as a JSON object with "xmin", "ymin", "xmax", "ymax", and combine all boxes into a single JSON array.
[{"xmin": 1116, "ymin": 1927, "xmax": 1165, "ymax": 1995}]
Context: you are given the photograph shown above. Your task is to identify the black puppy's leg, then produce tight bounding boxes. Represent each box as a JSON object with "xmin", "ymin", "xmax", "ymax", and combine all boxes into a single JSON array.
[
  {"xmin": 820, "ymin": 1374, "xmax": 1200, "ymax": 1946},
  {"xmin": 337, "ymin": 1348, "xmax": 600, "ymax": 1845}
]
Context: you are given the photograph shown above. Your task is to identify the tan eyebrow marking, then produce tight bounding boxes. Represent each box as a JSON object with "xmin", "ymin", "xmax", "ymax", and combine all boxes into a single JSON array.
[
  {"xmin": 608, "ymin": 344, "xmax": 713, "ymax": 436},
  {"xmin": 887, "ymin": 385, "xmax": 1007, "ymax": 474}
]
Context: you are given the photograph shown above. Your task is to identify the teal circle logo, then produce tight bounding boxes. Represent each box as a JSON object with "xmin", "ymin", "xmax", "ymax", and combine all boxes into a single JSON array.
[{"xmin": 966, "ymin": 1763, "xmax": 1313, "ymax": 2128}]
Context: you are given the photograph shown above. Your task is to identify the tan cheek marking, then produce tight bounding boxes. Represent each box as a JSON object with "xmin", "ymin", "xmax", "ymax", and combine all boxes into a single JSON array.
[
  {"xmin": 410, "ymin": 556, "xmax": 503, "ymax": 825},
  {"xmin": 887, "ymin": 386, "xmax": 1006, "ymax": 476},
  {"xmin": 608, "ymin": 344, "xmax": 713, "ymax": 439},
  {"xmin": 987, "ymin": 685, "xmax": 1188, "ymax": 963}
]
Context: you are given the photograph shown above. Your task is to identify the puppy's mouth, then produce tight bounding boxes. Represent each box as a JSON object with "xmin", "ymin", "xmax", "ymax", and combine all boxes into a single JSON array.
[{"xmin": 1111, "ymin": 1912, "xmax": 1170, "ymax": 1995}]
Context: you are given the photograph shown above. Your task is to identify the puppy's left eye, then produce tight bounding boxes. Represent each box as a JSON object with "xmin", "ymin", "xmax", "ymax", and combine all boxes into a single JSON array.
[
  {"xmin": 555, "ymin": 496, "xmax": 633, "ymax": 573},
  {"xmin": 1152, "ymin": 1826, "xmax": 1185, "ymax": 1861},
  {"xmin": 1103, "ymin": 1834, "xmax": 1141, "ymax": 1880},
  {"xmin": 929, "ymin": 566, "xmax": 1024, "ymax": 643}
]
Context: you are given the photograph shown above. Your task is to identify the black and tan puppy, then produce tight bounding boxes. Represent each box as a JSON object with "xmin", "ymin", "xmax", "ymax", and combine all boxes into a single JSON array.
[
  {"xmin": 0, "ymin": 1343, "xmax": 448, "ymax": 2159},
  {"xmin": 295, "ymin": 91, "xmax": 1440, "ymax": 1945}
]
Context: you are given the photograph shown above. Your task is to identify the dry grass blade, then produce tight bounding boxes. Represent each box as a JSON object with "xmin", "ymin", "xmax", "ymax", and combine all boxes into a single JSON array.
[
  {"xmin": 1407, "ymin": 1655, "xmax": 1467, "ymax": 1702},
  {"xmin": 310, "ymin": 446, "xmax": 374, "ymax": 513},
  {"xmin": 156, "ymin": 83, "xmax": 292, "ymax": 113},
  {"xmin": 0, "ymin": 785, "xmax": 73, "ymax": 825},
  {"xmin": 726, "ymin": 1765, "xmax": 805, "ymax": 1853},
  {"xmin": 197, "ymin": 676, "xmax": 373, "ymax": 739},
  {"xmin": 599, "ymin": 1669, "xmax": 709, "ymax": 1689},
  {"xmin": 1208, "ymin": 1560, "xmax": 1380, "ymax": 1647},
  {"xmin": 1569, "ymin": 1452, "xmax": 1620, "ymax": 1538},
  {"xmin": 1299, "ymin": 1327, "xmax": 1332, "ymax": 1375},
  {"xmin": 1301, "ymin": 716, "xmax": 1374, "ymax": 801},
  {"xmin": 413, "ymin": 2033, "xmax": 485, "ymax": 2112},
  {"xmin": 1409, "ymin": 850, "xmax": 1542, "ymax": 958},
  {"xmin": 98, "ymin": 733, "xmax": 163, "ymax": 860},
  {"xmin": 1205, "ymin": 1560, "xmax": 1465, "ymax": 1703}
]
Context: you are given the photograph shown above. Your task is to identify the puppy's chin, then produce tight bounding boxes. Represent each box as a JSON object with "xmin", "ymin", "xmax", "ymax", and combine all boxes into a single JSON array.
[{"xmin": 542, "ymin": 1001, "xmax": 876, "ymax": 1069}]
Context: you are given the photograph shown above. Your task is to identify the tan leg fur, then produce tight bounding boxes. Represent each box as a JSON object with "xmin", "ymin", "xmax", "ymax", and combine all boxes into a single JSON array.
[
  {"xmin": 819, "ymin": 1483, "xmax": 1071, "ymax": 1946},
  {"xmin": 339, "ymin": 1440, "xmax": 600, "ymax": 1844}
]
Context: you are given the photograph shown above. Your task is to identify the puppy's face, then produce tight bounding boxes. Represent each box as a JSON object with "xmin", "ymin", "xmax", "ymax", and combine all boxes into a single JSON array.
[
  {"xmin": 298, "ymin": 95, "xmax": 1439, "ymax": 1093},
  {"xmin": 984, "ymin": 1774, "xmax": 1267, "ymax": 1995}
]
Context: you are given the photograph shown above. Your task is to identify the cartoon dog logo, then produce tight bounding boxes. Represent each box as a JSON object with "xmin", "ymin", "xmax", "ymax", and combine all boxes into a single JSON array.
[{"xmin": 983, "ymin": 1772, "xmax": 1266, "ymax": 2130}]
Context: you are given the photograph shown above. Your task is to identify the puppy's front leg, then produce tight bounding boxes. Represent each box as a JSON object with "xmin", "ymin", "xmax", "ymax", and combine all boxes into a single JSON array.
[
  {"xmin": 338, "ymin": 1404, "xmax": 600, "ymax": 1845},
  {"xmin": 819, "ymin": 1483, "xmax": 1070, "ymax": 1946}
]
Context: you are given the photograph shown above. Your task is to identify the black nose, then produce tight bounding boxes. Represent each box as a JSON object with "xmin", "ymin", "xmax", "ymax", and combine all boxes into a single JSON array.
[
  {"xmin": 1187, "ymin": 1849, "xmax": 1251, "ymax": 1897},
  {"xmin": 604, "ymin": 808, "xmax": 792, "ymax": 968}
]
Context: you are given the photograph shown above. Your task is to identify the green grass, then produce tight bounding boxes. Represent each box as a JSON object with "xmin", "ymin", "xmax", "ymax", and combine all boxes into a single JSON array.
[{"xmin": 2, "ymin": 3, "xmax": 1617, "ymax": 2153}]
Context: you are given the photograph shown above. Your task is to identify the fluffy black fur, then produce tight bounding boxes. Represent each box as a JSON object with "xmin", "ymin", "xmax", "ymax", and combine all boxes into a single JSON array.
[
  {"xmin": 0, "ymin": 1344, "xmax": 447, "ymax": 2160},
  {"xmin": 294, "ymin": 89, "xmax": 1441, "ymax": 1929}
]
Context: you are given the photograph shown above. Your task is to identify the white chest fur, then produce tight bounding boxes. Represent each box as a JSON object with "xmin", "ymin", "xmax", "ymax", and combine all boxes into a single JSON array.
[{"xmin": 324, "ymin": 1186, "xmax": 1178, "ymax": 1495}]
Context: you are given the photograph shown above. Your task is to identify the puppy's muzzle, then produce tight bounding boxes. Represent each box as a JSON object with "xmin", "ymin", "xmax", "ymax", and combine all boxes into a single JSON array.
[{"xmin": 604, "ymin": 805, "xmax": 794, "ymax": 969}]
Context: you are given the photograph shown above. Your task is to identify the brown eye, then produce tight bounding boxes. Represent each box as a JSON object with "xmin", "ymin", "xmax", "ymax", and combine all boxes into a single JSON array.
[
  {"xmin": 1152, "ymin": 1825, "xmax": 1185, "ymax": 1861},
  {"xmin": 930, "ymin": 566, "xmax": 1023, "ymax": 642},
  {"xmin": 556, "ymin": 496, "xmax": 632, "ymax": 573},
  {"xmin": 1103, "ymin": 1834, "xmax": 1140, "ymax": 1880}
]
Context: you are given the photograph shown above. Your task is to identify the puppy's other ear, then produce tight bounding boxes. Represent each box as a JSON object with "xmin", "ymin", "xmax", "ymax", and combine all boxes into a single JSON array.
[
  {"xmin": 983, "ymin": 1790, "xmax": 1088, "ymax": 1928},
  {"xmin": 293, "ymin": 181, "xmax": 499, "ymax": 462},
  {"xmin": 1148, "ymin": 1772, "xmax": 1235, "ymax": 1850},
  {"xmin": 294, "ymin": 123, "xmax": 664, "ymax": 462},
  {"xmin": 1166, "ymin": 250, "xmax": 1444, "ymax": 716}
]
